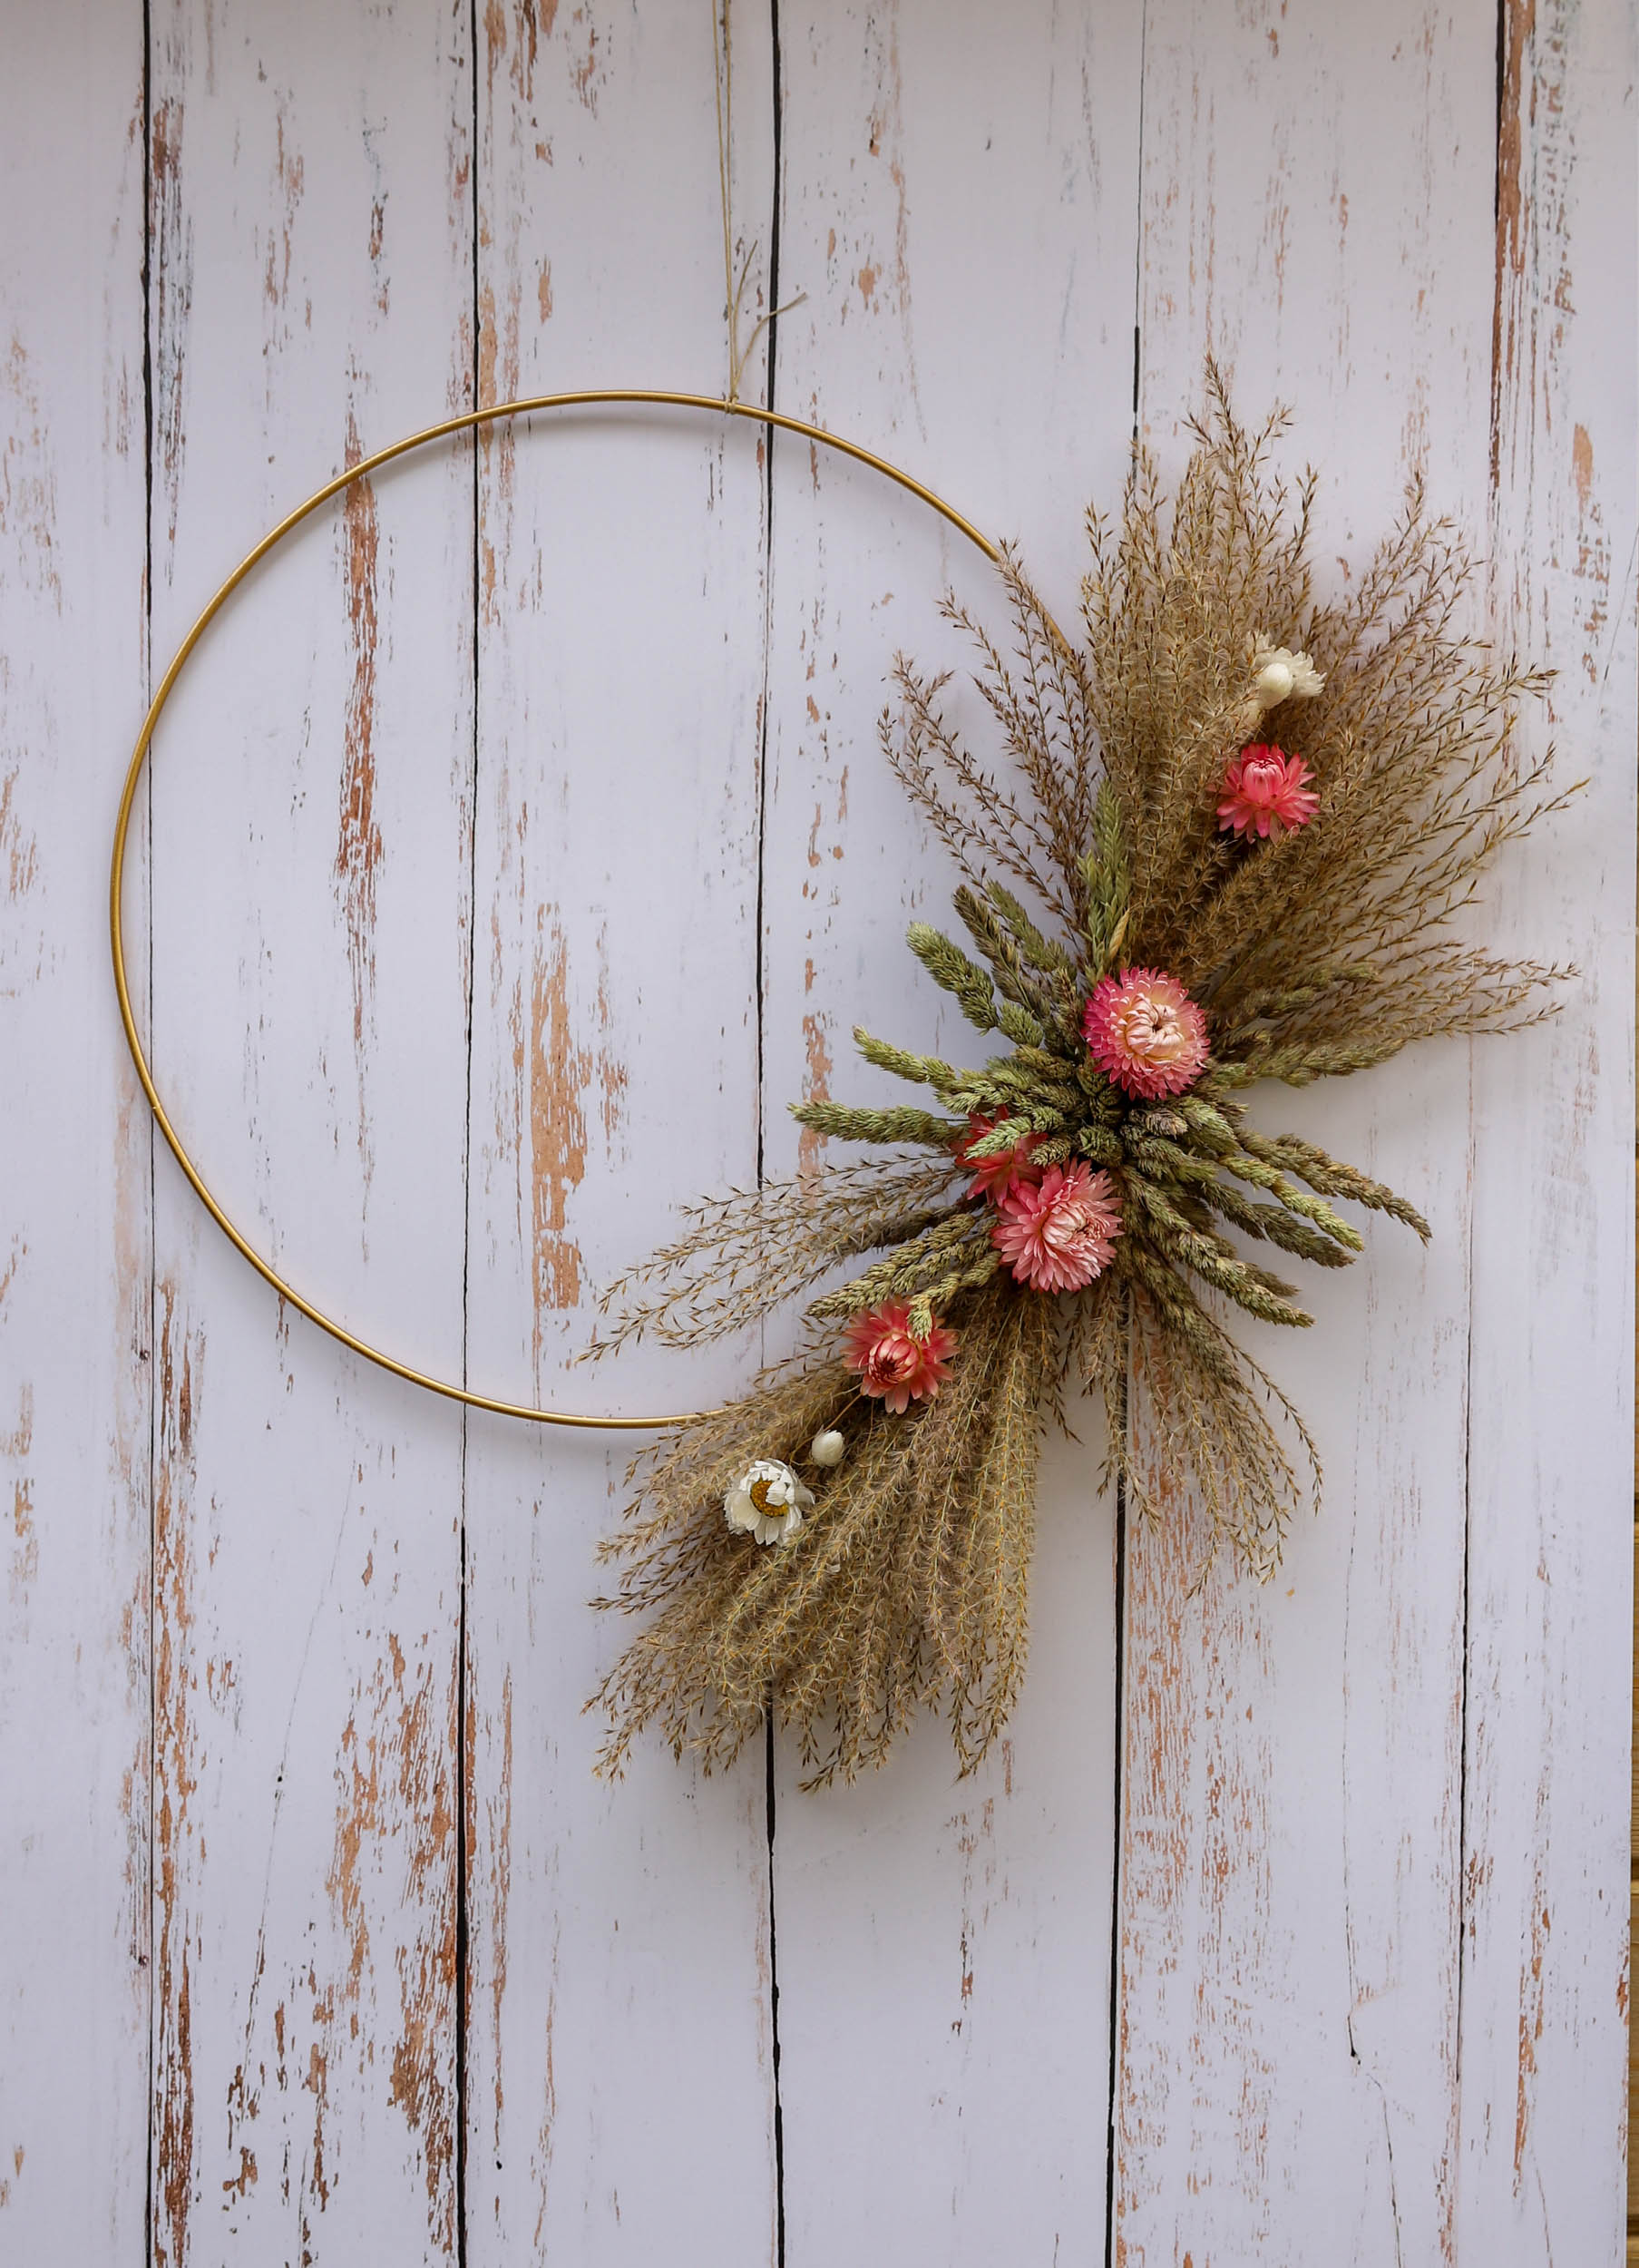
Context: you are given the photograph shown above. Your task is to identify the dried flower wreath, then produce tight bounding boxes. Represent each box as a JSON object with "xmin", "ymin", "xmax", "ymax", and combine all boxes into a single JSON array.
[{"xmin": 586, "ymin": 375, "xmax": 1570, "ymax": 1789}]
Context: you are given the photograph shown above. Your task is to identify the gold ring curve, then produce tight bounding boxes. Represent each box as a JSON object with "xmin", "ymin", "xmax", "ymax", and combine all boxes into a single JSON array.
[{"xmin": 111, "ymin": 389, "xmax": 1002, "ymax": 1431}]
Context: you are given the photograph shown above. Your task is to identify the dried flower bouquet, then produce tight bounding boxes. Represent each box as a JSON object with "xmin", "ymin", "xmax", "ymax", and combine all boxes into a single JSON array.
[{"xmin": 585, "ymin": 375, "xmax": 1568, "ymax": 1788}]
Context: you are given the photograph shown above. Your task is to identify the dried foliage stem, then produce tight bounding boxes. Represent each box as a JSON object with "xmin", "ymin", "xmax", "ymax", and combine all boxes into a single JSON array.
[{"xmin": 588, "ymin": 367, "xmax": 1566, "ymax": 1784}]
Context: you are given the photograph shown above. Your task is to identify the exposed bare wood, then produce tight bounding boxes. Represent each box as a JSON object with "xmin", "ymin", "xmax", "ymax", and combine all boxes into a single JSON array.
[
  {"xmin": 0, "ymin": 5, "xmax": 151, "ymax": 2255},
  {"xmin": 763, "ymin": 7, "xmax": 1142, "ymax": 2259},
  {"xmin": 1115, "ymin": 2, "xmax": 1533, "ymax": 2257},
  {"xmin": 460, "ymin": 5, "xmax": 780, "ymax": 2258},
  {"xmin": 0, "ymin": 5, "xmax": 1629, "ymax": 2259},
  {"xmin": 1459, "ymin": 0, "xmax": 1635, "ymax": 2255},
  {"xmin": 142, "ymin": 2, "xmax": 474, "ymax": 2254}
]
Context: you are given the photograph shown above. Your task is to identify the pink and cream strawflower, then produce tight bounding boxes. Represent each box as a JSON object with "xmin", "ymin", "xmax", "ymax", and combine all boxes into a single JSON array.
[
  {"xmin": 955, "ymin": 1111, "xmax": 1042, "ymax": 1203},
  {"xmin": 991, "ymin": 1162, "xmax": 1122, "ymax": 1295},
  {"xmin": 1218, "ymin": 743, "xmax": 1321, "ymax": 840},
  {"xmin": 1083, "ymin": 968, "xmax": 1210, "ymax": 1100},
  {"xmin": 842, "ymin": 1300, "xmax": 957, "ymax": 1414}
]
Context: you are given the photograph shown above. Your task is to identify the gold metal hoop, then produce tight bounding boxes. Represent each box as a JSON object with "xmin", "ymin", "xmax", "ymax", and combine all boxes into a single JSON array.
[{"xmin": 111, "ymin": 389, "xmax": 1002, "ymax": 1430}]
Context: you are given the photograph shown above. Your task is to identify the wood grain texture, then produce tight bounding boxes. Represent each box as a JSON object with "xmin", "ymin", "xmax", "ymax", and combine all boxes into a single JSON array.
[
  {"xmin": 0, "ymin": 5, "xmax": 151, "ymax": 2257},
  {"xmin": 143, "ymin": 3, "xmax": 474, "ymax": 2256},
  {"xmin": 460, "ymin": 6, "xmax": 780, "ymax": 2259},
  {"xmin": 762, "ymin": 7, "xmax": 1140, "ymax": 2260},
  {"xmin": 1460, "ymin": 1, "xmax": 1636, "ymax": 2258},
  {"xmin": 0, "ymin": 4, "xmax": 1630, "ymax": 2261},
  {"xmin": 1115, "ymin": 5, "xmax": 1525, "ymax": 2262}
]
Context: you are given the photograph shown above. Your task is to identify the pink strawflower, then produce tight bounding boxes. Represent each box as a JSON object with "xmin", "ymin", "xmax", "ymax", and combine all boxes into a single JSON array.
[
  {"xmin": 1217, "ymin": 743, "xmax": 1320, "ymax": 840},
  {"xmin": 955, "ymin": 1111, "xmax": 1042, "ymax": 1203},
  {"xmin": 1083, "ymin": 968, "xmax": 1210, "ymax": 1100},
  {"xmin": 843, "ymin": 1299, "xmax": 957, "ymax": 1414},
  {"xmin": 991, "ymin": 1162, "xmax": 1122, "ymax": 1295}
]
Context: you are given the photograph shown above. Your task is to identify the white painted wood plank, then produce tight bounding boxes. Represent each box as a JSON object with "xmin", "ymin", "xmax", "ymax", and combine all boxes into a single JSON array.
[
  {"xmin": 1459, "ymin": 2, "xmax": 1635, "ymax": 2259},
  {"xmin": 142, "ymin": 4, "xmax": 474, "ymax": 2256},
  {"xmin": 1116, "ymin": 3, "xmax": 1622, "ymax": 2261},
  {"xmin": 461, "ymin": 7, "xmax": 780, "ymax": 2258},
  {"xmin": 762, "ymin": 8, "xmax": 1141, "ymax": 2260},
  {"xmin": 0, "ymin": 3, "xmax": 151, "ymax": 2256}
]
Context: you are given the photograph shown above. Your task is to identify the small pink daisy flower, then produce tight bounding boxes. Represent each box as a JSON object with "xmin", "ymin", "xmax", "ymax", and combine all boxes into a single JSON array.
[
  {"xmin": 842, "ymin": 1299, "xmax": 957, "ymax": 1414},
  {"xmin": 992, "ymin": 1162, "xmax": 1122, "ymax": 1295},
  {"xmin": 955, "ymin": 1111, "xmax": 1042, "ymax": 1204},
  {"xmin": 1217, "ymin": 743, "xmax": 1320, "ymax": 840},
  {"xmin": 1083, "ymin": 968, "xmax": 1210, "ymax": 1101}
]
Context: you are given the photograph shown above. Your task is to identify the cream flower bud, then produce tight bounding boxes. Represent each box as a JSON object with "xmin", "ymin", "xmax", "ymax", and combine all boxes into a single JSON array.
[
  {"xmin": 810, "ymin": 1429, "xmax": 846, "ymax": 1468},
  {"xmin": 1249, "ymin": 632, "xmax": 1325, "ymax": 710}
]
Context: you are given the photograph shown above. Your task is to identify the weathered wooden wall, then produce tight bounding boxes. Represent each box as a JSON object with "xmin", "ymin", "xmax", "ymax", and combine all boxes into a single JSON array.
[{"xmin": 0, "ymin": 3, "xmax": 1632, "ymax": 2263}]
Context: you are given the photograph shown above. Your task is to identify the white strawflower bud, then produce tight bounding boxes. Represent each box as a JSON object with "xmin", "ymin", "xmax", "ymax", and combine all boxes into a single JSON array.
[
  {"xmin": 1248, "ymin": 632, "xmax": 1325, "ymax": 711},
  {"xmin": 810, "ymin": 1429, "xmax": 846, "ymax": 1469}
]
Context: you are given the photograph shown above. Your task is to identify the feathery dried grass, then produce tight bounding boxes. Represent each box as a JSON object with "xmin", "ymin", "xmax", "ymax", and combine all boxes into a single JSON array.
[
  {"xmin": 587, "ymin": 367, "xmax": 1567, "ymax": 1784},
  {"xmin": 590, "ymin": 1283, "xmax": 1053, "ymax": 1786}
]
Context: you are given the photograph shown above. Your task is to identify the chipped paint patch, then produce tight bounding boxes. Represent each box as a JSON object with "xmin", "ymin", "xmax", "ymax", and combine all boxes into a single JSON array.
[
  {"xmin": 486, "ymin": 1671, "xmax": 513, "ymax": 2163},
  {"xmin": 2, "ymin": 1384, "xmax": 34, "ymax": 1608},
  {"xmin": 150, "ymin": 84, "xmax": 192, "ymax": 552},
  {"xmin": 152, "ymin": 1282, "xmax": 205, "ymax": 2267},
  {"xmin": 302, "ymin": 1627, "xmax": 461, "ymax": 2248},
  {"xmin": 509, "ymin": 916, "xmax": 627, "ymax": 1352},
  {"xmin": 796, "ymin": 1012, "xmax": 833, "ymax": 1176},
  {"xmin": 0, "ymin": 337, "xmax": 62, "ymax": 607},
  {"xmin": 523, "ymin": 914, "xmax": 590, "ymax": 1323},
  {"xmin": 1115, "ymin": 1381, "xmax": 1275, "ymax": 2260},
  {"xmin": 0, "ymin": 767, "xmax": 40, "ymax": 966},
  {"xmin": 337, "ymin": 410, "xmax": 383, "ymax": 1204}
]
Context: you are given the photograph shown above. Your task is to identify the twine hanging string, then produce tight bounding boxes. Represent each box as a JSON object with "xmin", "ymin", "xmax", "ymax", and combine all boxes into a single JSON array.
[{"xmin": 711, "ymin": 0, "xmax": 805, "ymax": 402}]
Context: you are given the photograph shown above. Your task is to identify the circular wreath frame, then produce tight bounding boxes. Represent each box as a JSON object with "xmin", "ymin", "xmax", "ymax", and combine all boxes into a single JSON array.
[{"xmin": 111, "ymin": 388, "xmax": 1002, "ymax": 1430}]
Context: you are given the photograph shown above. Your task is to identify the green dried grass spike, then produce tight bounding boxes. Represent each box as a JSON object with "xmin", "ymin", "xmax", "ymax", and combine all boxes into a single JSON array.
[
  {"xmin": 905, "ymin": 922, "xmax": 1000, "ymax": 1032},
  {"xmin": 1176, "ymin": 1094, "xmax": 1241, "ymax": 1150},
  {"xmin": 805, "ymin": 1211, "xmax": 988, "ymax": 1320},
  {"xmin": 1076, "ymin": 1124, "xmax": 1124, "ymax": 1167},
  {"xmin": 853, "ymin": 1026, "xmax": 970, "ymax": 1096},
  {"xmin": 1082, "ymin": 781, "xmax": 1132, "ymax": 968},
  {"xmin": 960, "ymin": 1113, "xmax": 1039, "ymax": 1161},
  {"xmin": 789, "ymin": 1100, "xmax": 965, "ymax": 1149},
  {"xmin": 996, "ymin": 998, "xmax": 1047, "ymax": 1049},
  {"xmin": 985, "ymin": 881, "xmax": 1076, "ymax": 974},
  {"xmin": 1215, "ymin": 1148, "xmax": 1363, "ymax": 1249},
  {"xmin": 951, "ymin": 885, "xmax": 1061, "ymax": 1021},
  {"xmin": 1199, "ymin": 1178, "xmax": 1361, "ymax": 1269},
  {"xmin": 1237, "ymin": 1130, "xmax": 1431, "ymax": 1239}
]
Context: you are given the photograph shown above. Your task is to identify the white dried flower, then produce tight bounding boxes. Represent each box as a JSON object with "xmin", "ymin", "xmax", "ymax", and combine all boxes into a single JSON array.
[
  {"xmin": 1249, "ymin": 633, "xmax": 1324, "ymax": 710},
  {"xmin": 809, "ymin": 1428, "xmax": 846, "ymax": 1468},
  {"xmin": 724, "ymin": 1458, "xmax": 814, "ymax": 1546}
]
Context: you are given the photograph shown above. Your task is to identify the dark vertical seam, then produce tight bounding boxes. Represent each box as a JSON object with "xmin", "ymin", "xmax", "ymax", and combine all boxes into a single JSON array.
[
  {"xmin": 141, "ymin": 1, "xmax": 158, "ymax": 2262},
  {"xmin": 754, "ymin": 5, "xmax": 788, "ymax": 2260},
  {"xmin": 1102, "ymin": 1372, "xmax": 1129, "ymax": 2268},
  {"xmin": 752, "ymin": 0, "xmax": 783, "ymax": 1195},
  {"xmin": 1452, "ymin": 1107, "xmax": 1477, "ymax": 2189},
  {"xmin": 1493, "ymin": 0, "xmax": 1507, "ymax": 222},
  {"xmin": 1488, "ymin": 0, "xmax": 1513, "ymax": 491},
  {"xmin": 1104, "ymin": 15, "xmax": 1146, "ymax": 2263},
  {"xmin": 1459, "ymin": 0, "xmax": 1513, "ymax": 2190},
  {"xmin": 454, "ymin": 5, "xmax": 482, "ymax": 2259},
  {"xmin": 764, "ymin": 1713, "xmax": 786, "ymax": 2268}
]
